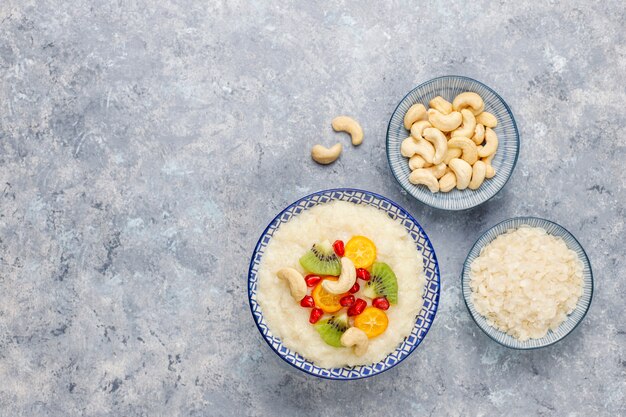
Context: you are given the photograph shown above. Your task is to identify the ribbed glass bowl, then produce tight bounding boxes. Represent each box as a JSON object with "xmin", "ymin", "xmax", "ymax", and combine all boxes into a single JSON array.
[
  {"xmin": 248, "ymin": 189, "xmax": 440, "ymax": 379},
  {"xmin": 461, "ymin": 217, "xmax": 593, "ymax": 349},
  {"xmin": 386, "ymin": 75, "xmax": 520, "ymax": 210}
]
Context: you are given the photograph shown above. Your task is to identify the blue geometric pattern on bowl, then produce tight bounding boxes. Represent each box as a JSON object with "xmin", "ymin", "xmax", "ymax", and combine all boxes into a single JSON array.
[
  {"xmin": 248, "ymin": 189, "xmax": 441, "ymax": 379},
  {"xmin": 386, "ymin": 75, "xmax": 520, "ymax": 210},
  {"xmin": 462, "ymin": 217, "xmax": 593, "ymax": 349}
]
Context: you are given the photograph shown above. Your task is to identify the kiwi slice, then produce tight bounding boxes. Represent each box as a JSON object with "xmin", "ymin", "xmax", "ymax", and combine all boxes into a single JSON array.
[
  {"xmin": 314, "ymin": 313, "xmax": 349, "ymax": 347},
  {"xmin": 299, "ymin": 240, "xmax": 341, "ymax": 276},
  {"xmin": 362, "ymin": 262, "xmax": 398, "ymax": 304}
]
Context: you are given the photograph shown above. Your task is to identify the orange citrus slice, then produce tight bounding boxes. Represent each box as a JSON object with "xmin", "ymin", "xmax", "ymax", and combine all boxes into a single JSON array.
[
  {"xmin": 312, "ymin": 277, "xmax": 346, "ymax": 313},
  {"xmin": 354, "ymin": 307, "xmax": 388, "ymax": 338},
  {"xmin": 344, "ymin": 236, "xmax": 377, "ymax": 269}
]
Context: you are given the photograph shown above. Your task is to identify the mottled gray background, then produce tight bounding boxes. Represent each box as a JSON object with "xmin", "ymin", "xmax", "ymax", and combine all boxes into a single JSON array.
[{"xmin": 0, "ymin": 1, "xmax": 624, "ymax": 416}]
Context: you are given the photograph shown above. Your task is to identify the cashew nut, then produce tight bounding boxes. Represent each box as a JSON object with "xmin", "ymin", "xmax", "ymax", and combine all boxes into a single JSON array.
[
  {"xmin": 472, "ymin": 123, "xmax": 485, "ymax": 145},
  {"xmin": 403, "ymin": 103, "xmax": 427, "ymax": 130},
  {"xmin": 424, "ymin": 162, "xmax": 447, "ymax": 179},
  {"xmin": 443, "ymin": 147, "xmax": 462, "ymax": 164},
  {"xmin": 447, "ymin": 136, "xmax": 478, "ymax": 165},
  {"xmin": 422, "ymin": 127, "xmax": 448, "ymax": 165},
  {"xmin": 478, "ymin": 127, "xmax": 499, "ymax": 158},
  {"xmin": 451, "ymin": 109, "xmax": 477, "ymax": 138},
  {"xmin": 332, "ymin": 116, "xmax": 363, "ymax": 146},
  {"xmin": 439, "ymin": 171, "xmax": 456, "ymax": 192},
  {"xmin": 409, "ymin": 155, "xmax": 429, "ymax": 170},
  {"xmin": 452, "ymin": 92, "xmax": 484, "ymax": 115},
  {"xmin": 429, "ymin": 96, "xmax": 453, "ymax": 115},
  {"xmin": 399, "ymin": 91, "xmax": 497, "ymax": 193},
  {"xmin": 483, "ymin": 153, "xmax": 496, "ymax": 178},
  {"xmin": 449, "ymin": 158, "xmax": 472, "ymax": 190},
  {"xmin": 400, "ymin": 137, "xmax": 417, "ymax": 158},
  {"xmin": 469, "ymin": 160, "xmax": 487, "ymax": 190},
  {"xmin": 322, "ymin": 257, "xmax": 357, "ymax": 294},
  {"xmin": 401, "ymin": 137, "xmax": 435, "ymax": 163},
  {"xmin": 409, "ymin": 169, "xmax": 439, "ymax": 192},
  {"xmin": 410, "ymin": 120, "xmax": 432, "ymax": 140},
  {"xmin": 311, "ymin": 143, "xmax": 342, "ymax": 165},
  {"xmin": 428, "ymin": 109, "xmax": 463, "ymax": 132},
  {"xmin": 276, "ymin": 268, "xmax": 307, "ymax": 301},
  {"xmin": 340, "ymin": 327, "xmax": 369, "ymax": 356},
  {"xmin": 475, "ymin": 111, "xmax": 497, "ymax": 128}
]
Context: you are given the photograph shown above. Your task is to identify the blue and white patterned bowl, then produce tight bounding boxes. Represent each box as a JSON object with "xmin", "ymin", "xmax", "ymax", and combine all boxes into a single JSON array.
[
  {"xmin": 461, "ymin": 217, "xmax": 593, "ymax": 349},
  {"xmin": 248, "ymin": 189, "xmax": 440, "ymax": 379},
  {"xmin": 386, "ymin": 75, "xmax": 520, "ymax": 210}
]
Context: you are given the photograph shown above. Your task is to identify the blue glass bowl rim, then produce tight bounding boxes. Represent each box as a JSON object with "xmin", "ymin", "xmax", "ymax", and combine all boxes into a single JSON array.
[
  {"xmin": 385, "ymin": 75, "xmax": 521, "ymax": 211},
  {"xmin": 247, "ymin": 188, "xmax": 441, "ymax": 379},
  {"xmin": 461, "ymin": 216, "xmax": 594, "ymax": 350}
]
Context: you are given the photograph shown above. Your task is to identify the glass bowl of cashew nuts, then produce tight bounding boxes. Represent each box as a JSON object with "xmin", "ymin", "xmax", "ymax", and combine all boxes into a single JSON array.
[{"xmin": 386, "ymin": 76, "xmax": 520, "ymax": 210}]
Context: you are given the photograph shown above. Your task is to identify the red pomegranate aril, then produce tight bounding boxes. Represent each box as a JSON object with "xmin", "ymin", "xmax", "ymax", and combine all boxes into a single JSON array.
[
  {"xmin": 356, "ymin": 268, "xmax": 371, "ymax": 281},
  {"xmin": 305, "ymin": 274, "xmax": 322, "ymax": 287},
  {"xmin": 333, "ymin": 240, "xmax": 345, "ymax": 257},
  {"xmin": 339, "ymin": 295, "xmax": 355, "ymax": 307},
  {"xmin": 309, "ymin": 308, "xmax": 323, "ymax": 324},
  {"xmin": 347, "ymin": 298, "xmax": 367, "ymax": 316},
  {"xmin": 372, "ymin": 297, "xmax": 390, "ymax": 310},
  {"xmin": 349, "ymin": 282, "xmax": 360, "ymax": 294},
  {"xmin": 300, "ymin": 295, "xmax": 315, "ymax": 308}
]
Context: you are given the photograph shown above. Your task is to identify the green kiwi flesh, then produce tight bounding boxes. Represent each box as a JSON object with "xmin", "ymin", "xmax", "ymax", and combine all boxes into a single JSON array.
[
  {"xmin": 299, "ymin": 240, "xmax": 341, "ymax": 276},
  {"xmin": 314, "ymin": 313, "xmax": 349, "ymax": 347},
  {"xmin": 362, "ymin": 262, "xmax": 398, "ymax": 304}
]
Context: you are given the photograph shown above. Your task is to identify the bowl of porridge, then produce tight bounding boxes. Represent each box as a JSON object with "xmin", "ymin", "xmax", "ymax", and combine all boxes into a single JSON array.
[{"xmin": 248, "ymin": 189, "xmax": 440, "ymax": 379}]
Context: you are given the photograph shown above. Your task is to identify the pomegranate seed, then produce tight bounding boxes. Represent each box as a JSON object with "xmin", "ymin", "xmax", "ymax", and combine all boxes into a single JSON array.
[
  {"xmin": 356, "ymin": 268, "xmax": 371, "ymax": 281},
  {"xmin": 349, "ymin": 282, "xmax": 360, "ymax": 294},
  {"xmin": 347, "ymin": 298, "xmax": 367, "ymax": 316},
  {"xmin": 309, "ymin": 308, "xmax": 323, "ymax": 324},
  {"xmin": 340, "ymin": 295, "xmax": 355, "ymax": 307},
  {"xmin": 300, "ymin": 295, "xmax": 315, "ymax": 308},
  {"xmin": 333, "ymin": 240, "xmax": 345, "ymax": 257},
  {"xmin": 372, "ymin": 297, "xmax": 390, "ymax": 310},
  {"xmin": 305, "ymin": 274, "xmax": 322, "ymax": 287}
]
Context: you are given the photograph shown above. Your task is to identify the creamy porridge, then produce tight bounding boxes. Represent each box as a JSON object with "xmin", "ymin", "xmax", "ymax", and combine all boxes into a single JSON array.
[{"xmin": 256, "ymin": 201, "xmax": 425, "ymax": 368}]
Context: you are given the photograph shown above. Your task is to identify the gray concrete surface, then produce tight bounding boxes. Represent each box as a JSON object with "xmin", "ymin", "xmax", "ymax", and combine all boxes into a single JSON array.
[{"xmin": 1, "ymin": 1, "xmax": 624, "ymax": 416}]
